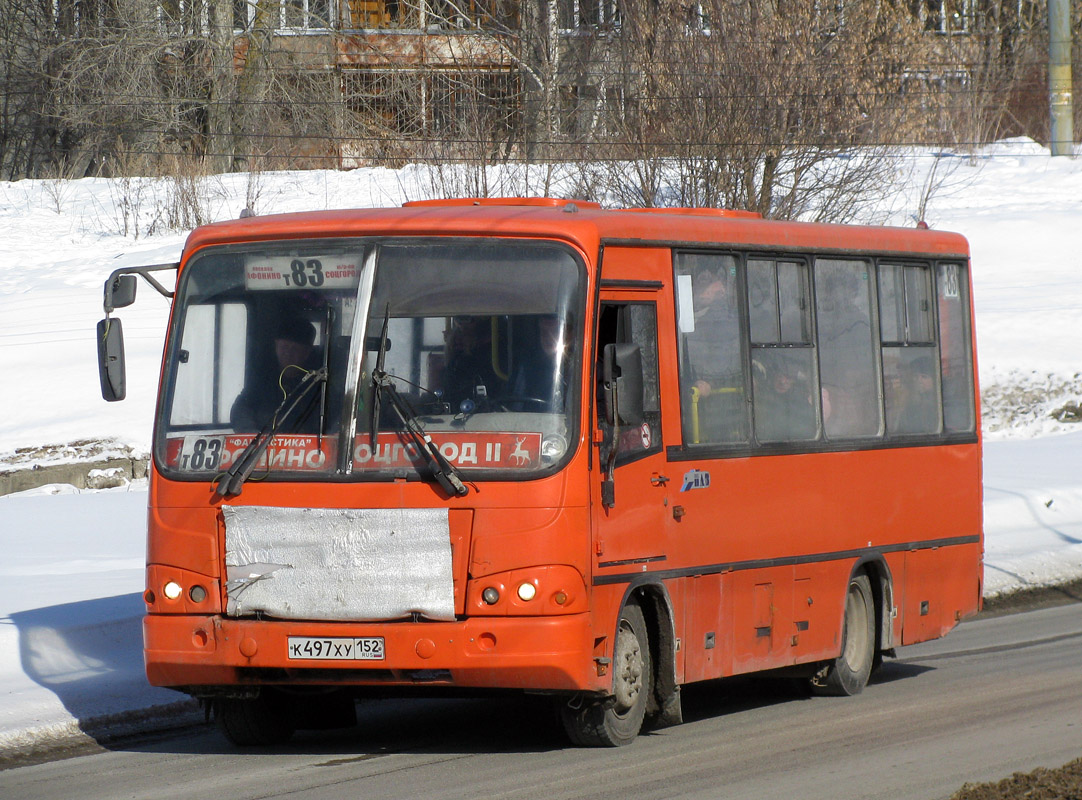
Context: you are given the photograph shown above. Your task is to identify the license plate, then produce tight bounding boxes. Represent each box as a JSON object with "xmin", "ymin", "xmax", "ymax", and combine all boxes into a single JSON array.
[{"xmin": 287, "ymin": 636, "xmax": 385, "ymax": 661}]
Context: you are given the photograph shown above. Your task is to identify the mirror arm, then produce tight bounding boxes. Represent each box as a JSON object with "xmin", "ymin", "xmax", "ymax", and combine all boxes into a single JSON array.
[
  {"xmin": 601, "ymin": 380, "xmax": 619, "ymax": 509},
  {"xmin": 103, "ymin": 263, "xmax": 178, "ymax": 313}
]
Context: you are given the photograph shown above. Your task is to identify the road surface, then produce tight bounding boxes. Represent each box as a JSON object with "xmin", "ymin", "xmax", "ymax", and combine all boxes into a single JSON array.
[{"xmin": 2, "ymin": 604, "xmax": 1080, "ymax": 800}]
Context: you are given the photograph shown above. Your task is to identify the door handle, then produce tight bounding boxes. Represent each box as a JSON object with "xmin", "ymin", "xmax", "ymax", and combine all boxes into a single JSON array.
[{"xmin": 650, "ymin": 474, "xmax": 670, "ymax": 486}]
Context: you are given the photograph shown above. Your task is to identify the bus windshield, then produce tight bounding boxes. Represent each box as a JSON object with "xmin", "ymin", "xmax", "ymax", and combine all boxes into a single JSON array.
[{"xmin": 157, "ymin": 238, "xmax": 584, "ymax": 483}]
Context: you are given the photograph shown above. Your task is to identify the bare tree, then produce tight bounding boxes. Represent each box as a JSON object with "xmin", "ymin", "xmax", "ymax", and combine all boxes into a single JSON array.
[
  {"xmin": 563, "ymin": 0, "xmax": 931, "ymax": 221},
  {"xmin": 0, "ymin": 0, "xmax": 61, "ymax": 179}
]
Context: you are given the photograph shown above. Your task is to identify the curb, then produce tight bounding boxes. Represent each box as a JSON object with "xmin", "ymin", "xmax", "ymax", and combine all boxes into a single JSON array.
[{"xmin": 0, "ymin": 700, "xmax": 202, "ymax": 770}]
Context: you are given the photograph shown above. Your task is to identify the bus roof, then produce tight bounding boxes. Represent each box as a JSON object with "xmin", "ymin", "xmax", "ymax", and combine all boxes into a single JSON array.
[{"xmin": 182, "ymin": 199, "xmax": 970, "ymax": 262}]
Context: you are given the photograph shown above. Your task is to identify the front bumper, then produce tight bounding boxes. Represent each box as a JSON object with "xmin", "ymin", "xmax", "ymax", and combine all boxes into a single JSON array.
[{"xmin": 145, "ymin": 613, "xmax": 601, "ymax": 693}]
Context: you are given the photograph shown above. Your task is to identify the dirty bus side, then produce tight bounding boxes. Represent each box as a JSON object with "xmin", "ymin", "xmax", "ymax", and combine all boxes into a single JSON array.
[{"xmin": 96, "ymin": 199, "xmax": 981, "ymax": 747}]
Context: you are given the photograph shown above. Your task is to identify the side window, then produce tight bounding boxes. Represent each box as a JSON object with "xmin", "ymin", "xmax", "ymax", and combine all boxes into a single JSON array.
[
  {"xmin": 675, "ymin": 252, "xmax": 748, "ymax": 445},
  {"xmin": 879, "ymin": 263, "xmax": 941, "ymax": 435},
  {"xmin": 597, "ymin": 302, "xmax": 661, "ymax": 463},
  {"xmin": 937, "ymin": 263, "xmax": 975, "ymax": 433},
  {"xmin": 748, "ymin": 258, "xmax": 818, "ymax": 442},
  {"xmin": 170, "ymin": 303, "xmax": 247, "ymax": 426},
  {"xmin": 815, "ymin": 258, "xmax": 881, "ymax": 438}
]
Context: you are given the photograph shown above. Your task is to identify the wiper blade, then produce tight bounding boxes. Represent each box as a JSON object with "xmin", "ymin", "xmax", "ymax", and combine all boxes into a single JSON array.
[
  {"xmin": 376, "ymin": 372, "xmax": 469, "ymax": 498},
  {"xmin": 215, "ymin": 367, "xmax": 328, "ymax": 498},
  {"xmin": 365, "ymin": 304, "xmax": 464, "ymax": 495},
  {"xmin": 369, "ymin": 305, "xmax": 390, "ymax": 448}
]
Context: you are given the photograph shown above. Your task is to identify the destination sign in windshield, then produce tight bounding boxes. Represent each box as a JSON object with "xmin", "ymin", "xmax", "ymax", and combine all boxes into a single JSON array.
[
  {"xmin": 244, "ymin": 255, "xmax": 361, "ymax": 291},
  {"xmin": 166, "ymin": 431, "xmax": 543, "ymax": 473}
]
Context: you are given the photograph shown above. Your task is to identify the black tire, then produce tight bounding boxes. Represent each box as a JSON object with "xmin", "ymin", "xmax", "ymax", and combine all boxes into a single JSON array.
[
  {"xmin": 217, "ymin": 693, "xmax": 296, "ymax": 746},
  {"xmin": 810, "ymin": 573, "xmax": 876, "ymax": 697},
  {"xmin": 561, "ymin": 600, "xmax": 652, "ymax": 747}
]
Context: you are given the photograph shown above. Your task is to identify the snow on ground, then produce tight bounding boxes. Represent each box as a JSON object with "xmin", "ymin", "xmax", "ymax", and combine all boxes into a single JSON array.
[{"xmin": 0, "ymin": 140, "xmax": 1081, "ymax": 756}]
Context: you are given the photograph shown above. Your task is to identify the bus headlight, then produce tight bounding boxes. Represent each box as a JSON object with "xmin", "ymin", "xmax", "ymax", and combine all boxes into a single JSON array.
[
  {"xmin": 517, "ymin": 582, "xmax": 537, "ymax": 601},
  {"xmin": 163, "ymin": 581, "xmax": 183, "ymax": 600}
]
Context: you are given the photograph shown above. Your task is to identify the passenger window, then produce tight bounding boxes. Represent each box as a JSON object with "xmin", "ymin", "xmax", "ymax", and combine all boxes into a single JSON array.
[
  {"xmin": 815, "ymin": 259, "xmax": 881, "ymax": 438},
  {"xmin": 597, "ymin": 302, "xmax": 661, "ymax": 464},
  {"xmin": 752, "ymin": 348, "xmax": 818, "ymax": 441},
  {"xmin": 883, "ymin": 348, "xmax": 941, "ymax": 435},
  {"xmin": 879, "ymin": 263, "xmax": 940, "ymax": 435},
  {"xmin": 937, "ymin": 263, "xmax": 975, "ymax": 433},
  {"xmin": 748, "ymin": 259, "xmax": 818, "ymax": 442},
  {"xmin": 749, "ymin": 259, "xmax": 811, "ymax": 345},
  {"xmin": 675, "ymin": 253, "xmax": 748, "ymax": 445},
  {"xmin": 879, "ymin": 264, "xmax": 934, "ymax": 344}
]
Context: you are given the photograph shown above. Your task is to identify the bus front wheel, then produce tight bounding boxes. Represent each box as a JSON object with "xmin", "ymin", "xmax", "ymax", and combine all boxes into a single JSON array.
[
  {"xmin": 216, "ymin": 692, "xmax": 296, "ymax": 746},
  {"xmin": 810, "ymin": 573, "xmax": 875, "ymax": 697},
  {"xmin": 561, "ymin": 600, "xmax": 652, "ymax": 747}
]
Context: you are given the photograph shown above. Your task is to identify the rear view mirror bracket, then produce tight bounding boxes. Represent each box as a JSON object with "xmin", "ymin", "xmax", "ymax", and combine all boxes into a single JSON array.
[
  {"xmin": 103, "ymin": 262, "xmax": 177, "ymax": 313},
  {"xmin": 97, "ymin": 262, "xmax": 178, "ymax": 402}
]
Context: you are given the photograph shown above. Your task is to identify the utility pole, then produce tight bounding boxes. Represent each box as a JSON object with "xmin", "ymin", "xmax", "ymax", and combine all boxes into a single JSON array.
[{"xmin": 1048, "ymin": 0, "xmax": 1074, "ymax": 156}]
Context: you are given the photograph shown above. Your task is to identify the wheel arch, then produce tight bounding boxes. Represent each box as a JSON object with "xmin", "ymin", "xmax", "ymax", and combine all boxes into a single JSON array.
[
  {"xmin": 850, "ymin": 555, "xmax": 896, "ymax": 654},
  {"xmin": 614, "ymin": 577, "xmax": 682, "ymax": 727}
]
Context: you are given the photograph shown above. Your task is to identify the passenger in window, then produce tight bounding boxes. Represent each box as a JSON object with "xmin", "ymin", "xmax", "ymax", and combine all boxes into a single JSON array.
[
  {"xmin": 754, "ymin": 358, "xmax": 817, "ymax": 441},
  {"xmin": 685, "ymin": 266, "xmax": 745, "ymax": 441},
  {"xmin": 899, "ymin": 356, "xmax": 939, "ymax": 433},
  {"xmin": 231, "ymin": 315, "xmax": 321, "ymax": 433},
  {"xmin": 815, "ymin": 265, "xmax": 878, "ymax": 437},
  {"xmin": 442, "ymin": 316, "xmax": 500, "ymax": 410}
]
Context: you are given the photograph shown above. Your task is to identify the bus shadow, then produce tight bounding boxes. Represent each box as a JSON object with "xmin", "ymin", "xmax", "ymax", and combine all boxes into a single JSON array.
[
  {"xmin": 107, "ymin": 694, "xmax": 571, "ymax": 758},
  {"xmin": 114, "ymin": 661, "xmax": 940, "ymax": 759},
  {"xmin": 6, "ymin": 593, "xmax": 191, "ymax": 747},
  {"xmin": 678, "ymin": 660, "xmax": 936, "ymax": 724},
  {"xmin": 5, "ymin": 593, "xmax": 942, "ymax": 761}
]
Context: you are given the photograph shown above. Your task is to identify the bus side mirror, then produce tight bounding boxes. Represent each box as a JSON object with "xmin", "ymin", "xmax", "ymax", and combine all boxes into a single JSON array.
[
  {"xmin": 603, "ymin": 343, "xmax": 644, "ymax": 427},
  {"xmin": 97, "ymin": 318, "xmax": 127, "ymax": 402},
  {"xmin": 104, "ymin": 274, "xmax": 137, "ymax": 313}
]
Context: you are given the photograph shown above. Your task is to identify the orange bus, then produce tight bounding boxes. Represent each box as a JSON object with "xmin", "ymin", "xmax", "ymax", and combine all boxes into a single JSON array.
[{"xmin": 97, "ymin": 198, "xmax": 982, "ymax": 746}]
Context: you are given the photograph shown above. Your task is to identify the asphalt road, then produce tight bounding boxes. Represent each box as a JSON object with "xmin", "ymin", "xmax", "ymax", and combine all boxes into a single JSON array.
[{"xmin": 2, "ymin": 604, "xmax": 1080, "ymax": 800}]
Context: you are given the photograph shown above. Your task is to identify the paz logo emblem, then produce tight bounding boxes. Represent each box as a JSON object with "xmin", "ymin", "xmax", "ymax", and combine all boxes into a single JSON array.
[{"xmin": 680, "ymin": 469, "xmax": 710, "ymax": 492}]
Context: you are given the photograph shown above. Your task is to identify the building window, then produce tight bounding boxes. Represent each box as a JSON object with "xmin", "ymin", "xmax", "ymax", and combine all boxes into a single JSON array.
[
  {"xmin": 915, "ymin": 0, "xmax": 972, "ymax": 34},
  {"xmin": 235, "ymin": 0, "xmax": 334, "ymax": 31},
  {"xmin": 557, "ymin": 0, "xmax": 619, "ymax": 30}
]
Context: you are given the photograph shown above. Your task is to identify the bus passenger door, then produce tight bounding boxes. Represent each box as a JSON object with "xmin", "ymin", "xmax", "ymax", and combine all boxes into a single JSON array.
[{"xmin": 592, "ymin": 296, "xmax": 674, "ymax": 575}]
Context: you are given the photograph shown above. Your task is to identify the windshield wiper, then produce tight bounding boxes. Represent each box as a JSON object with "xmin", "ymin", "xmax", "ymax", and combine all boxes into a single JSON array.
[
  {"xmin": 369, "ymin": 305, "xmax": 389, "ymax": 448},
  {"xmin": 214, "ymin": 367, "xmax": 328, "ymax": 498},
  {"xmin": 376, "ymin": 373, "xmax": 469, "ymax": 497},
  {"xmin": 368, "ymin": 307, "xmax": 467, "ymax": 498}
]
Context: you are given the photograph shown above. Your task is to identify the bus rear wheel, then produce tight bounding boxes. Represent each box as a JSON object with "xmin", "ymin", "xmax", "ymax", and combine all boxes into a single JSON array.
[
  {"xmin": 810, "ymin": 573, "xmax": 875, "ymax": 697},
  {"xmin": 561, "ymin": 600, "xmax": 652, "ymax": 747},
  {"xmin": 216, "ymin": 692, "xmax": 296, "ymax": 746}
]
